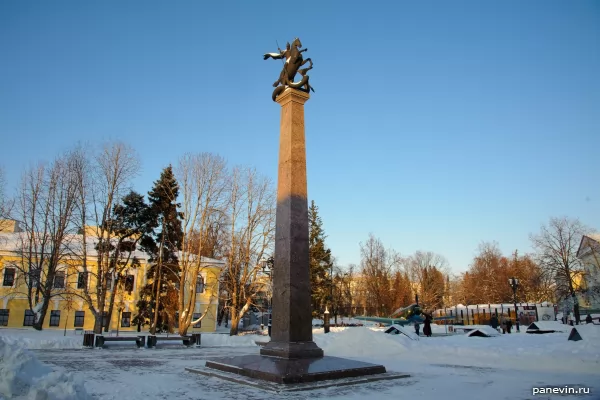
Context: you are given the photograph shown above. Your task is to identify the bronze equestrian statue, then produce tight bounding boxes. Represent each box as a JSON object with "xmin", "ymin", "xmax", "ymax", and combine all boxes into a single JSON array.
[{"xmin": 264, "ymin": 38, "xmax": 314, "ymax": 101}]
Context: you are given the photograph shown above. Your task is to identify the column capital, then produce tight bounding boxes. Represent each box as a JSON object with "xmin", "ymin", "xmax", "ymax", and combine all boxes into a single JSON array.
[{"xmin": 276, "ymin": 88, "xmax": 310, "ymax": 107}]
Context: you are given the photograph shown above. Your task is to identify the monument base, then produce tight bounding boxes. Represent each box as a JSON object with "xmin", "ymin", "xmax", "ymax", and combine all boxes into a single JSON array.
[
  {"xmin": 260, "ymin": 340, "xmax": 324, "ymax": 359},
  {"xmin": 203, "ymin": 354, "xmax": 388, "ymax": 384}
]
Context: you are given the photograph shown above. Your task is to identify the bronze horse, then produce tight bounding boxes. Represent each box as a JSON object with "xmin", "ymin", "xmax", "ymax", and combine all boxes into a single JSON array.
[{"xmin": 264, "ymin": 38, "xmax": 314, "ymax": 101}]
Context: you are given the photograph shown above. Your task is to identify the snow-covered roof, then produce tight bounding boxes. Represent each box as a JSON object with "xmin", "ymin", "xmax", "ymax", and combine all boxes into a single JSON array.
[
  {"xmin": 464, "ymin": 326, "xmax": 501, "ymax": 337},
  {"xmin": 576, "ymin": 233, "xmax": 600, "ymax": 258},
  {"xmin": 0, "ymin": 232, "xmax": 225, "ymax": 267}
]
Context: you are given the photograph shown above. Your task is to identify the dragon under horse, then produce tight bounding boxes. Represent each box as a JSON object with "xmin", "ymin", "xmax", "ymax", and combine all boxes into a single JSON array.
[{"xmin": 263, "ymin": 38, "xmax": 314, "ymax": 102}]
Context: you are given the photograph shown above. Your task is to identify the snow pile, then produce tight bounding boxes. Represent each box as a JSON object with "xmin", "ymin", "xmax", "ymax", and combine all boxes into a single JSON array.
[
  {"xmin": 385, "ymin": 324, "xmax": 419, "ymax": 340},
  {"xmin": 0, "ymin": 331, "xmax": 82, "ymax": 350},
  {"xmin": 0, "ymin": 336, "xmax": 89, "ymax": 400},
  {"xmin": 316, "ymin": 327, "xmax": 410, "ymax": 359},
  {"xmin": 464, "ymin": 326, "xmax": 501, "ymax": 337},
  {"xmin": 200, "ymin": 333, "xmax": 259, "ymax": 347},
  {"xmin": 526, "ymin": 321, "xmax": 566, "ymax": 332}
]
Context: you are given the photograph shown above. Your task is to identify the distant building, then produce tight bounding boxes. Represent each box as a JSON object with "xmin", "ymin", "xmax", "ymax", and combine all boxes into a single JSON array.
[
  {"xmin": 576, "ymin": 233, "xmax": 600, "ymax": 310},
  {"xmin": 0, "ymin": 220, "xmax": 225, "ymax": 332}
]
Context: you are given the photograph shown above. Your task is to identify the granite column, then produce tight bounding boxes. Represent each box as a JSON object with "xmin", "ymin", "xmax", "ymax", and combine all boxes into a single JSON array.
[{"xmin": 260, "ymin": 88, "xmax": 323, "ymax": 359}]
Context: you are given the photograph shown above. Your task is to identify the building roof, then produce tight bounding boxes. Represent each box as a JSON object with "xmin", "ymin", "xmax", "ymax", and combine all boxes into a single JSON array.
[
  {"xmin": 0, "ymin": 231, "xmax": 225, "ymax": 267},
  {"xmin": 576, "ymin": 234, "xmax": 600, "ymax": 259}
]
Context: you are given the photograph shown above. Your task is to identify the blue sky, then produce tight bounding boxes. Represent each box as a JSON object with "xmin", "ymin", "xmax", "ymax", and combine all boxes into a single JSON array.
[{"xmin": 1, "ymin": 1, "xmax": 599, "ymax": 274}]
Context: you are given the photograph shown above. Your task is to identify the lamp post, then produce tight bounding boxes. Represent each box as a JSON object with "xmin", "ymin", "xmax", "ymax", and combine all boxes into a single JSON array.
[
  {"xmin": 337, "ymin": 272, "xmax": 349, "ymax": 324},
  {"xmin": 260, "ymin": 256, "xmax": 274, "ymax": 337},
  {"xmin": 508, "ymin": 277, "xmax": 520, "ymax": 332},
  {"xmin": 322, "ymin": 260, "xmax": 332, "ymax": 333}
]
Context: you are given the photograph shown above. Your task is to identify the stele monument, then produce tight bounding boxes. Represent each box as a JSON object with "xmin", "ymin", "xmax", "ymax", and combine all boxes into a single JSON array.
[{"xmin": 194, "ymin": 38, "xmax": 403, "ymax": 386}]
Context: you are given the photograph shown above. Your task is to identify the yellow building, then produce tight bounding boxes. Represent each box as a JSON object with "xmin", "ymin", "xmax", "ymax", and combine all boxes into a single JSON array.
[{"xmin": 0, "ymin": 220, "xmax": 225, "ymax": 333}]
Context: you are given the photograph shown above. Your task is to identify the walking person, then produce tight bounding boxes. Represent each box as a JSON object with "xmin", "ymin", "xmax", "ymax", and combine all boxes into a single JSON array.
[
  {"xmin": 501, "ymin": 316, "xmax": 507, "ymax": 334},
  {"xmin": 414, "ymin": 322, "xmax": 420, "ymax": 337},
  {"xmin": 490, "ymin": 314, "xmax": 499, "ymax": 332},
  {"xmin": 423, "ymin": 313, "xmax": 433, "ymax": 337},
  {"xmin": 506, "ymin": 318, "xmax": 513, "ymax": 334}
]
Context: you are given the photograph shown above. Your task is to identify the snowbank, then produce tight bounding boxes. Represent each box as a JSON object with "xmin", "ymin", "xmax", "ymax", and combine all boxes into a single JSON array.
[
  {"xmin": 0, "ymin": 336, "xmax": 89, "ymax": 400},
  {"xmin": 315, "ymin": 326, "xmax": 410, "ymax": 359},
  {"xmin": 465, "ymin": 326, "xmax": 501, "ymax": 337},
  {"xmin": 0, "ymin": 329, "xmax": 82, "ymax": 350},
  {"xmin": 313, "ymin": 325, "xmax": 600, "ymax": 373},
  {"xmin": 0, "ymin": 329, "xmax": 263, "ymax": 350},
  {"xmin": 200, "ymin": 333, "xmax": 259, "ymax": 347}
]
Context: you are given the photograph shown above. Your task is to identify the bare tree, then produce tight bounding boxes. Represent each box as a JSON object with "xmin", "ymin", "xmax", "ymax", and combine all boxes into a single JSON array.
[
  {"xmin": 71, "ymin": 142, "xmax": 140, "ymax": 333},
  {"xmin": 359, "ymin": 234, "xmax": 401, "ymax": 316},
  {"xmin": 222, "ymin": 167, "xmax": 275, "ymax": 335},
  {"xmin": 175, "ymin": 153, "xmax": 228, "ymax": 335},
  {"xmin": 530, "ymin": 217, "xmax": 589, "ymax": 324},
  {"xmin": 405, "ymin": 251, "xmax": 449, "ymax": 310},
  {"xmin": 11, "ymin": 153, "xmax": 78, "ymax": 330},
  {"xmin": 0, "ymin": 167, "xmax": 13, "ymax": 226}
]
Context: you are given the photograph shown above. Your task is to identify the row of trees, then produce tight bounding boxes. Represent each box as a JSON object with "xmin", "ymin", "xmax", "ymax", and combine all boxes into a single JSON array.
[
  {"xmin": 455, "ymin": 218, "xmax": 599, "ymax": 323},
  {"xmin": 1, "ymin": 145, "xmax": 597, "ymax": 331},
  {"xmin": 0, "ymin": 144, "xmax": 276, "ymax": 336},
  {"xmin": 335, "ymin": 217, "xmax": 598, "ymax": 325}
]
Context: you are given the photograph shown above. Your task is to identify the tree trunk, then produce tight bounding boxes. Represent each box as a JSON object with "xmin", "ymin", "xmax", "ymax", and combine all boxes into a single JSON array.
[
  {"xmin": 93, "ymin": 313, "xmax": 103, "ymax": 334},
  {"xmin": 93, "ymin": 295, "xmax": 107, "ymax": 334},
  {"xmin": 32, "ymin": 299, "xmax": 50, "ymax": 331},
  {"xmin": 572, "ymin": 293, "xmax": 581, "ymax": 325},
  {"xmin": 150, "ymin": 272, "xmax": 162, "ymax": 335},
  {"xmin": 104, "ymin": 281, "xmax": 119, "ymax": 332},
  {"xmin": 179, "ymin": 325, "xmax": 189, "ymax": 336},
  {"xmin": 229, "ymin": 311, "xmax": 241, "ymax": 336},
  {"xmin": 32, "ymin": 280, "xmax": 54, "ymax": 331}
]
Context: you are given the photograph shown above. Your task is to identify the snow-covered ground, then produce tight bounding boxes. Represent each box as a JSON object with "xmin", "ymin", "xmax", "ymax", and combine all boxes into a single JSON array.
[{"xmin": 1, "ymin": 324, "xmax": 599, "ymax": 400}]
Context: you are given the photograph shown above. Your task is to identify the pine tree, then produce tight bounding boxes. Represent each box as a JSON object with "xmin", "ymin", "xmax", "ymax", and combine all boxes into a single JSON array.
[
  {"xmin": 137, "ymin": 166, "xmax": 183, "ymax": 334},
  {"xmin": 309, "ymin": 201, "xmax": 333, "ymax": 317},
  {"xmin": 103, "ymin": 190, "xmax": 153, "ymax": 332}
]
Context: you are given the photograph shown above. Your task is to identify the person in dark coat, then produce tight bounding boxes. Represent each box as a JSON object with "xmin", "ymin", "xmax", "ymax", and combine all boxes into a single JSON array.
[
  {"xmin": 414, "ymin": 322, "xmax": 420, "ymax": 336},
  {"xmin": 585, "ymin": 314, "xmax": 593, "ymax": 324},
  {"xmin": 506, "ymin": 318, "xmax": 513, "ymax": 334},
  {"xmin": 423, "ymin": 313, "xmax": 433, "ymax": 337},
  {"xmin": 490, "ymin": 315, "xmax": 499, "ymax": 330}
]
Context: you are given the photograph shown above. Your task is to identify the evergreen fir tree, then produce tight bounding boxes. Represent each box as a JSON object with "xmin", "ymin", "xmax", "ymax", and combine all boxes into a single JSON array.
[
  {"xmin": 309, "ymin": 200, "xmax": 333, "ymax": 317},
  {"xmin": 103, "ymin": 190, "xmax": 153, "ymax": 332},
  {"xmin": 137, "ymin": 166, "xmax": 183, "ymax": 334}
]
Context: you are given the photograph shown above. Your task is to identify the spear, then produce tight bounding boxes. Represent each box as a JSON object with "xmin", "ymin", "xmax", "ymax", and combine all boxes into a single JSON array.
[{"xmin": 276, "ymin": 40, "xmax": 285, "ymax": 66}]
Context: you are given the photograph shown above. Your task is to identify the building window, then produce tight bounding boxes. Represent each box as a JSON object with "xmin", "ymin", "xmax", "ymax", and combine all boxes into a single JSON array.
[
  {"xmin": 196, "ymin": 275, "xmax": 205, "ymax": 293},
  {"xmin": 0, "ymin": 309, "xmax": 9, "ymax": 326},
  {"xmin": 124, "ymin": 275, "xmax": 134, "ymax": 293},
  {"xmin": 77, "ymin": 272, "xmax": 87, "ymax": 289},
  {"xmin": 54, "ymin": 271, "xmax": 65, "ymax": 289},
  {"xmin": 23, "ymin": 310, "xmax": 35, "ymax": 326},
  {"xmin": 121, "ymin": 312, "xmax": 131, "ymax": 328},
  {"xmin": 3, "ymin": 267, "xmax": 15, "ymax": 287},
  {"xmin": 192, "ymin": 313, "xmax": 202, "ymax": 328},
  {"xmin": 74, "ymin": 311, "xmax": 85, "ymax": 327},
  {"xmin": 50, "ymin": 310, "xmax": 60, "ymax": 327}
]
